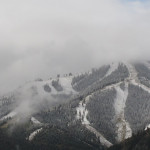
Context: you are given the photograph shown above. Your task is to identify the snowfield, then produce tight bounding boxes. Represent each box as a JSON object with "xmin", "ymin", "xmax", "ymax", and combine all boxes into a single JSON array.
[
  {"xmin": 114, "ymin": 83, "xmax": 132, "ymax": 141},
  {"xmin": 59, "ymin": 76, "xmax": 76, "ymax": 94},
  {"xmin": 17, "ymin": 76, "xmax": 76, "ymax": 98}
]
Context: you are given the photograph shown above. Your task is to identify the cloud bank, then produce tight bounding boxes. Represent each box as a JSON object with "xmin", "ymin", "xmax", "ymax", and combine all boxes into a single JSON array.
[{"xmin": 0, "ymin": 0, "xmax": 150, "ymax": 94}]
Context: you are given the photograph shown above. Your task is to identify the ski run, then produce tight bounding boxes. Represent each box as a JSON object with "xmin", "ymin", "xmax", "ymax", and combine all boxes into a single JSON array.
[
  {"xmin": 28, "ymin": 128, "xmax": 43, "ymax": 141},
  {"xmin": 114, "ymin": 83, "xmax": 132, "ymax": 142}
]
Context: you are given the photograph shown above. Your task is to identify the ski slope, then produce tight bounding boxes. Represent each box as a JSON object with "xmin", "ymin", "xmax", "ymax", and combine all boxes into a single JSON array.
[
  {"xmin": 76, "ymin": 95, "xmax": 112, "ymax": 147},
  {"xmin": 105, "ymin": 62, "xmax": 119, "ymax": 77},
  {"xmin": 31, "ymin": 117, "xmax": 41, "ymax": 125},
  {"xmin": 0, "ymin": 111, "xmax": 17, "ymax": 121},
  {"xmin": 28, "ymin": 128, "xmax": 43, "ymax": 141},
  {"xmin": 114, "ymin": 83, "xmax": 132, "ymax": 141}
]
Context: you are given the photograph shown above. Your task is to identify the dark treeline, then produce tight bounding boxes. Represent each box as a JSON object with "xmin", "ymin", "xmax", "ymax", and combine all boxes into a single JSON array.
[
  {"xmin": 0, "ymin": 125, "xmax": 105, "ymax": 150},
  {"xmin": 109, "ymin": 129, "xmax": 150, "ymax": 150}
]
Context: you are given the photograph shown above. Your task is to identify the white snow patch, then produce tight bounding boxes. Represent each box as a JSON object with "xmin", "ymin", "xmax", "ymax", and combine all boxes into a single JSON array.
[
  {"xmin": 86, "ymin": 125, "xmax": 112, "ymax": 147},
  {"xmin": 17, "ymin": 76, "xmax": 77, "ymax": 103},
  {"xmin": 76, "ymin": 95, "xmax": 112, "ymax": 147},
  {"xmin": 125, "ymin": 63, "xmax": 138, "ymax": 81},
  {"xmin": 132, "ymin": 81, "xmax": 150, "ymax": 94},
  {"xmin": 59, "ymin": 76, "xmax": 77, "ymax": 94},
  {"xmin": 76, "ymin": 96, "xmax": 91, "ymax": 125},
  {"xmin": 145, "ymin": 124, "xmax": 150, "ymax": 131},
  {"xmin": 0, "ymin": 111, "xmax": 17, "ymax": 121},
  {"xmin": 105, "ymin": 62, "xmax": 118, "ymax": 77},
  {"xmin": 28, "ymin": 128, "xmax": 43, "ymax": 141},
  {"xmin": 145, "ymin": 124, "xmax": 150, "ymax": 130},
  {"xmin": 114, "ymin": 83, "xmax": 132, "ymax": 141},
  {"xmin": 125, "ymin": 63, "xmax": 150, "ymax": 94},
  {"xmin": 31, "ymin": 117, "xmax": 41, "ymax": 125}
]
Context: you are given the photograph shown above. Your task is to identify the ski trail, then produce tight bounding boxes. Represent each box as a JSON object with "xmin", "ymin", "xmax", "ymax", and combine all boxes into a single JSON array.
[
  {"xmin": 28, "ymin": 128, "xmax": 43, "ymax": 141},
  {"xmin": 76, "ymin": 96, "xmax": 91, "ymax": 125},
  {"xmin": 126, "ymin": 63, "xmax": 150, "ymax": 94},
  {"xmin": 86, "ymin": 125, "xmax": 112, "ymax": 147},
  {"xmin": 114, "ymin": 83, "xmax": 132, "ymax": 142},
  {"xmin": 0, "ymin": 111, "xmax": 17, "ymax": 121},
  {"xmin": 105, "ymin": 62, "xmax": 119, "ymax": 77},
  {"xmin": 31, "ymin": 117, "xmax": 41, "ymax": 125},
  {"xmin": 76, "ymin": 95, "xmax": 112, "ymax": 147},
  {"xmin": 125, "ymin": 63, "xmax": 150, "ymax": 130}
]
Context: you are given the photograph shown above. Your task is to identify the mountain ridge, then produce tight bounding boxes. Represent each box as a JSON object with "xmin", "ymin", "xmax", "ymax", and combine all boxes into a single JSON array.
[{"xmin": 1, "ymin": 61, "xmax": 150, "ymax": 149}]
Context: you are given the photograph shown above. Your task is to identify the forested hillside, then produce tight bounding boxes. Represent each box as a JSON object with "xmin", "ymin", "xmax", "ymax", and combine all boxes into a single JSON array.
[
  {"xmin": 109, "ymin": 129, "xmax": 150, "ymax": 150},
  {"xmin": 1, "ymin": 62, "xmax": 150, "ymax": 149}
]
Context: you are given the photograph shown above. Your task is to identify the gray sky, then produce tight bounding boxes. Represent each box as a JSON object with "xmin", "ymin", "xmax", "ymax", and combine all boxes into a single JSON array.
[{"xmin": 0, "ymin": 0, "xmax": 150, "ymax": 94}]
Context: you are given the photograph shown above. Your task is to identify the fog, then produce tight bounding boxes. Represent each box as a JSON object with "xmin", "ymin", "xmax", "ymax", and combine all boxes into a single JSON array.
[{"xmin": 0, "ymin": 0, "xmax": 150, "ymax": 94}]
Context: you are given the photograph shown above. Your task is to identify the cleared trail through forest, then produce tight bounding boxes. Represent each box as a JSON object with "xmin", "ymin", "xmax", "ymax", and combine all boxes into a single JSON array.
[
  {"xmin": 28, "ymin": 128, "xmax": 43, "ymax": 141},
  {"xmin": 114, "ymin": 83, "xmax": 132, "ymax": 142},
  {"xmin": 126, "ymin": 63, "xmax": 150, "ymax": 94}
]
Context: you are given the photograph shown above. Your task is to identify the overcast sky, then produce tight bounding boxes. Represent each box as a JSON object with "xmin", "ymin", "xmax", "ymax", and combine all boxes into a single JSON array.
[{"xmin": 0, "ymin": 0, "xmax": 150, "ymax": 94}]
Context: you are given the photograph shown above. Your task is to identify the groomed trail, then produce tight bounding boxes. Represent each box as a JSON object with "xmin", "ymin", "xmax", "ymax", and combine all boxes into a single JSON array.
[
  {"xmin": 28, "ymin": 128, "xmax": 43, "ymax": 141},
  {"xmin": 114, "ymin": 83, "xmax": 132, "ymax": 142}
]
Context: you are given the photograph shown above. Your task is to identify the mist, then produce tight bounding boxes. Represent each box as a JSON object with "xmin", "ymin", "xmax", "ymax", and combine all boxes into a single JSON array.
[{"xmin": 0, "ymin": 0, "xmax": 150, "ymax": 94}]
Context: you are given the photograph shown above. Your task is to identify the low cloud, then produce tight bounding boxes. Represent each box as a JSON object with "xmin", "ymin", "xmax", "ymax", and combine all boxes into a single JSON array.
[{"xmin": 0, "ymin": 0, "xmax": 150, "ymax": 94}]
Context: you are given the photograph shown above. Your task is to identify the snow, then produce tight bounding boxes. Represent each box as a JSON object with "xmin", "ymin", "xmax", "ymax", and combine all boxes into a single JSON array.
[
  {"xmin": 126, "ymin": 63, "xmax": 150, "ymax": 94},
  {"xmin": 75, "ymin": 63, "xmax": 136, "ymax": 147},
  {"xmin": 76, "ymin": 96, "xmax": 91, "ymax": 125},
  {"xmin": 125, "ymin": 63, "xmax": 150, "ymax": 133},
  {"xmin": 86, "ymin": 125, "xmax": 112, "ymax": 147},
  {"xmin": 17, "ymin": 76, "xmax": 77, "ymax": 101},
  {"xmin": 145, "ymin": 124, "xmax": 150, "ymax": 130},
  {"xmin": 125, "ymin": 63, "xmax": 138, "ymax": 80},
  {"xmin": 31, "ymin": 117, "xmax": 41, "ymax": 125},
  {"xmin": 132, "ymin": 81, "xmax": 150, "ymax": 94},
  {"xmin": 0, "ymin": 111, "xmax": 17, "ymax": 121},
  {"xmin": 114, "ymin": 83, "xmax": 132, "ymax": 141},
  {"xmin": 28, "ymin": 128, "xmax": 43, "ymax": 141},
  {"xmin": 114, "ymin": 84, "xmax": 128, "ymax": 115},
  {"xmin": 76, "ymin": 95, "xmax": 112, "ymax": 147},
  {"xmin": 75, "ymin": 62, "xmax": 140, "ymax": 146},
  {"xmin": 59, "ymin": 76, "xmax": 77, "ymax": 94},
  {"xmin": 105, "ymin": 62, "xmax": 118, "ymax": 77}
]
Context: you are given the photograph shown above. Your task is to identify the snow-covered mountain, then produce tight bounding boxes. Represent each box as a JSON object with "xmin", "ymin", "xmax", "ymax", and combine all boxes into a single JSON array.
[{"xmin": 1, "ymin": 61, "xmax": 150, "ymax": 150}]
